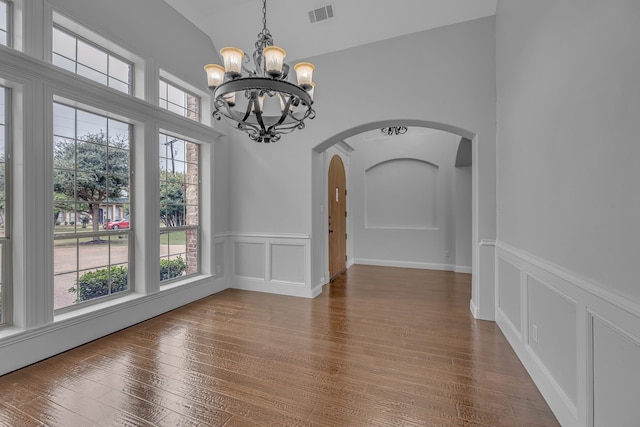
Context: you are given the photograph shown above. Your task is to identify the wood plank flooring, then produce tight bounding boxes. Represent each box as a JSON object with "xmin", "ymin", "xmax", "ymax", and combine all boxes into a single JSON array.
[{"xmin": 0, "ymin": 266, "xmax": 559, "ymax": 426}]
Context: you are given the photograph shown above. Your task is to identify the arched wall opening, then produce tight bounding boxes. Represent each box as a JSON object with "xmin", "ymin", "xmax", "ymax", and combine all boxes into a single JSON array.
[{"xmin": 311, "ymin": 119, "xmax": 493, "ymax": 320}]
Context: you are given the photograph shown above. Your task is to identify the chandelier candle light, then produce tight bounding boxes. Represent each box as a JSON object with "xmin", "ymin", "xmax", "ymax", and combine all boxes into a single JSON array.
[{"xmin": 204, "ymin": 0, "xmax": 316, "ymax": 143}]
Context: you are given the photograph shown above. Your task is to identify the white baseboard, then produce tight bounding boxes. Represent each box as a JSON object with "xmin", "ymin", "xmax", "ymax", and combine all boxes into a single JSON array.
[
  {"xmin": 469, "ymin": 299, "xmax": 478, "ymax": 317},
  {"xmin": 354, "ymin": 258, "xmax": 455, "ymax": 272},
  {"xmin": 232, "ymin": 276, "xmax": 317, "ymax": 298},
  {"xmin": 455, "ymin": 265, "xmax": 472, "ymax": 274}
]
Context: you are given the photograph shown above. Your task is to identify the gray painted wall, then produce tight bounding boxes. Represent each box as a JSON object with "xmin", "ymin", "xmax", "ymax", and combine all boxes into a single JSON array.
[
  {"xmin": 496, "ymin": 0, "xmax": 640, "ymax": 301},
  {"xmin": 496, "ymin": 1, "xmax": 640, "ymax": 425},
  {"xmin": 346, "ymin": 129, "xmax": 471, "ymax": 270}
]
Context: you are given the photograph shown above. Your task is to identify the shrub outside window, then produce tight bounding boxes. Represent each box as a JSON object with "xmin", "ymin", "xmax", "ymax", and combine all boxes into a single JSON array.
[
  {"xmin": 159, "ymin": 133, "xmax": 199, "ymax": 282},
  {"xmin": 52, "ymin": 26, "xmax": 133, "ymax": 94},
  {"xmin": 53, "ymin": 102, "xmax": 132, "ymax": 310},
  {"xmin": 159, "ymin": 79, "xmax": 200, "ymax": 122}
]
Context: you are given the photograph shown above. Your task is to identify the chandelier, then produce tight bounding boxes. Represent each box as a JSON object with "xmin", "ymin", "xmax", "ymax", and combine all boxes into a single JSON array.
[
  {"xmin": 204, "ymin": 0, "xmax": 316, "ymax": 143},
  {"xmin": 381, "ymin": 126, "xmax": 408, "ymax": 136}
]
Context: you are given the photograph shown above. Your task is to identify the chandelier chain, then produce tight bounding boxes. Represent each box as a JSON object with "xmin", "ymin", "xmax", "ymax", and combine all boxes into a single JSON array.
[
  {"xmin": 255, "ymin": 0, "xmax": 273, "ymax": 56},
  {"xmin": 262, "ymin": 0, "xmax": 267, "ymax": 33}
]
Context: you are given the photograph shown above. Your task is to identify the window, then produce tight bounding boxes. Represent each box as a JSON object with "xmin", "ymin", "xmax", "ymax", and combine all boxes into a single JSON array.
[
  {"xmin": 52, "ymin": 26, "xmax": 132, "ymax": 94},
  {"xmin": 53, "ymin": 102, "xmax": 132, "ymax": 310},
  {"xmin": 159, "ymin": 79, "xmax": 200, "ymax": 122},
  {"xmin": 0, "ymin": 0, "xmax": 10, "ymax": 47},
  {"xmin": 0, "ymin": 87, "xmax": 8, "ymax": 323},
  {"xmin": 159, "ymin": 133, "xmax": 199, "ymax": 282}
]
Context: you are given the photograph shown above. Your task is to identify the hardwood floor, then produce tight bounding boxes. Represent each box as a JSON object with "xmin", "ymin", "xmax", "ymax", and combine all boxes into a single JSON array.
[{"xmin": 0, "ymin": 266, "xmax": 559, "ymax": 426}]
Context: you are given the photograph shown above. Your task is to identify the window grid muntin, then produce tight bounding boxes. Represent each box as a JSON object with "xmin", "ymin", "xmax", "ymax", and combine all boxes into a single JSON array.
[
  {"xmin": 53, "ymin": 102, "xmax": 133, "ymax": 311},
  {"xmin": 159, "ymin": 133, "xmax": 200, "ymax": 283},
  {"xmin": 52, "ymin": 25, "xmax": 133, "ymax": 95},
  {"xmin": 159, "ymin": 79, "xmax": 200, "ymax": 122}
]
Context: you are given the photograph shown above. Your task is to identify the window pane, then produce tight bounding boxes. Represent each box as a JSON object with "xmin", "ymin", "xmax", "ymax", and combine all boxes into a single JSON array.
[
  {"xmin": 159, "ymin": 80, "xmax": 200, "ymax": 122},
  {"xmin": 52, "ymin": 27, "xmax": 132, "ymax": 94},
  {"xmin": 107, "ymin": 119, "xmax": 130, "ymax": 148},
  {"xmin": 77, "ymin": 110, "xmax": 108, "ymax": 141},
  {"xmin": 53, "ymin": 28, "xmax": 77, "ymax": 61},
  {"xmin": 159, "ymin": 134, "xmax": 199, "ymax": 282},
  {"xmin": 53, "ymin": 103, "xmax": 76, "ymax": 138},
  {"xmin": 77, "ymin": 64, "xmax": 108, "ymax": 86},
  {"xmin": 167, "ymin": 85, "xmax": 185, "ymax": 109},
  {"xmin": 77, "ymin": 40, "xmax": 108, "ymax": 74},
  {"xmin": 108, "ymin": 78, "xmax": 129, "ymax": 94},
  {"xmin": 0, "ymin": 2, "xmax": 7, "ymax": 33},
  {"xmin": 52, "ymin": 53, "xmax": 76, "ymax": 73},
  {"xmin": 109, "ymin": 56, "xmax": 130, "ymax": 84},
  {"xmin": 54, "ymin": 103, "xmax": 132, "ymax": 309},
  {"xmin": 0, "ymin": 163, "xmax": 5, "ymax": 239}
]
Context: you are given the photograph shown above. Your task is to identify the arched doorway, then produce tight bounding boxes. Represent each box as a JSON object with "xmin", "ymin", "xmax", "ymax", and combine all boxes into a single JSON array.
[
  {"xmin": 311, "ymin": 119, "xmax": 495, "ymax": 321},
  {"xmin": 328, "ymin": 155, "xmax": 347, "ymax": 279}
]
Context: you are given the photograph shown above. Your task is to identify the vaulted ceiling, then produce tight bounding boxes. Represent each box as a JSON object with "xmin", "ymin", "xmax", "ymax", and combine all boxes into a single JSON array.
[{"xmin": 163, "ymin": 0, "xmax": 497, "ymax": 62}]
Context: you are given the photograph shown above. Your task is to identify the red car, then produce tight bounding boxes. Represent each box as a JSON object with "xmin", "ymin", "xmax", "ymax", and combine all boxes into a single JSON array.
[{"xmin": 104, "ymin": 216, "xmax": 130, "ymax": 230}]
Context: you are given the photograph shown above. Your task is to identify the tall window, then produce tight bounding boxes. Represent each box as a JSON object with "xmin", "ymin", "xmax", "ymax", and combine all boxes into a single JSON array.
[
  {"xmin": 52, "ymin": 26, "xmax": 132, "ymax": 94},
  {"xmin": 53, "ymin": 103, "xmax": 132, "ymax": 310},
  {"xmin": 159, "ymin": 133, "xmax": 199, "ymax": 282},
  {"xmin": 159, "ymin": 79, "xmax": 200, "ymax": 122},
  {"xmin": 0, "ymin": 0, "xmax": 10, "ymax": 47},
  {"xmin": 0, "ymin": 87, "xmax": 8, "ymax": 323}
]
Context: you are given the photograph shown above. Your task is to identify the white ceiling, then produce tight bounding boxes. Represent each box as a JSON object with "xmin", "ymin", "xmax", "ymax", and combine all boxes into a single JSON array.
[{"xmin": 163, "ymin": 0, "xmax": 497, "ymax": 62}]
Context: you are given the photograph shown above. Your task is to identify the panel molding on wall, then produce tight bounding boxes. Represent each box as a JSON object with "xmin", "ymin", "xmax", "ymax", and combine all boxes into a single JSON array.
[
  {"xmin": 227, "ymin": 233, "xmax": 317, "ymax": 298},
  {"xmin": 495, "ymin": 241, "xmax": 640, "ymax": 427},
  {"xmin": 589, "ymin": 312, "xmax": 640, "ymax": 427}
]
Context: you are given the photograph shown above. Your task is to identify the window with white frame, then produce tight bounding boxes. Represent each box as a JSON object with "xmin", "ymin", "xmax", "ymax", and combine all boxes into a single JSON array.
[
  {"xmin": 159, "ymin": 133, "xmax": 199, "ymax": 282},
  {"xmin": 52, "ymin": 25, "xmax": 133, "ymax": 94},
  {"xmin": 0, "ymin": 86, "xmax": 9, "ymax": 324},
  {"xmin": 159, "ymin": 79, "xmax": 200, "ymax": 122},
  {"xmin": 0, "ymin": 0, "xmax": 10, "ymax": 47},
  {"xmin": 53, "ymin": 102, "xmax": 132, "ymax": 310}
]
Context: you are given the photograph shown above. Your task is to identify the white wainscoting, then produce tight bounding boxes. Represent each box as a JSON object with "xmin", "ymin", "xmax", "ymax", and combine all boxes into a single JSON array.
[
  {"xmin": 222, "ymin": 233, "xmax": 318, "ymax": 298},
  {"xmin": 496, "ymin": 242, "xmax": 640, "ymax": 427}
]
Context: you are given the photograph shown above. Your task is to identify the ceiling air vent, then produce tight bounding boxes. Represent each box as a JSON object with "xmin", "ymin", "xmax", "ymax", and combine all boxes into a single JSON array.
[{"xmin": 308, "ymin": 5, "xmax": 334, "ymax": 24}]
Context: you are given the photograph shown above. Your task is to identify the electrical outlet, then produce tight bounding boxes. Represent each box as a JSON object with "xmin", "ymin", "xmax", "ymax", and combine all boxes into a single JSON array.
[
  {"xmin": 532, "ymin": 324, "xmax": 539, "ymax": 343},
  {"xmin": 445, "ymin": 250, "xmax": 450, "ymax": 258}
]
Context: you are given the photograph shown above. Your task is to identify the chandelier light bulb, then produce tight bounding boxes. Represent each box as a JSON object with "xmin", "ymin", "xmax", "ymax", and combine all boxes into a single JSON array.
[
  {"xmin": 263, "ymin": 46, "xmax": 286, "ymax": 78},
  {"xmin": 220, "ymin": 47, "xmax": 244, "ymax": 78},
  {"xmin": 294, "ymin": 62, "xmax": 315, "ymax": 90},
  {"xmin": 204, "ymin": 64, "xmax": 225, "ymax": 88}
]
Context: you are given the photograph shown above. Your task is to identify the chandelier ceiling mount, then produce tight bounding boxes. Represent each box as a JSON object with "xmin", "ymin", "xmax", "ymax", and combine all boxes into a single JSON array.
[{"xmin": 381, "ymin": 126, "xmax": 408, "ymax": 136}]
